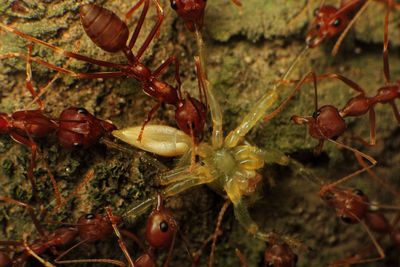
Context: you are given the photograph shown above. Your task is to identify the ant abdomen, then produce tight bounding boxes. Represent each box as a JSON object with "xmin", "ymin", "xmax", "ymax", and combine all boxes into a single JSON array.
[{"xmin": 80, "ymin": 4, "xmax": 129, "ymax": 53}]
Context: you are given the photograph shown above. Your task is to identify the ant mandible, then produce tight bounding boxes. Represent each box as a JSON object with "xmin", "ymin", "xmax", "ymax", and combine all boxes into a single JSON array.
[
  {"xmin": 306, "ymin": 0, "xmax": 400, "ymax": 55},
  {"xmin": 170, "ymin": 0, "xmax": 241, "ymax": 32},
  {"xmin": 0, "ymin": 1, "xmax": 207, "ymax": 143}
]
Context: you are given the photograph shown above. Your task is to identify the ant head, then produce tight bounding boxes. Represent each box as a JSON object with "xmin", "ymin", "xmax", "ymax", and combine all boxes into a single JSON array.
[
  {"xmin": 58, "ymin": 107, "xmax": 108, "ymax": 150},
  {"xmin": 0, "ymin": 113, "xmax": 10, "ymax": 134},
  {"xmin": 77, "ymin": 213, "xmax": 116, "ymax": 242},
  {"xmin": 175, "ymin": 93, "xmax": 207, "ymax": 143},
  {"xmin": 320, "ymin": 186, "xmax": 369, "ymax": 224},
  {"xmin": 0, "ymin": 252, "xmax": 11, "ymax": 267},
  {"xmin": 311, "ymin": 105, "xmax": 346, "ymax": 140},
  {"xmin": 264, "ymin": 243, "xmax": 298, "ymax": 267},
  {"xmin": 306, "ymin": 5, "xmax": 349, "ymax": 48},
  {"xmin": 145, "ymin": 194, "xmax": 178, "ymax": 249},
  {"xmin": 170, "ymin": 0, "xmax": 207, "ymax": 31}
]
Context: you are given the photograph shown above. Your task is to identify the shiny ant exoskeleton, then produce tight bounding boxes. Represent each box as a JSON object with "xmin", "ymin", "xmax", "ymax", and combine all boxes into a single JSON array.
[
  {"xmin": 169, "ymin": 0, "xmax": 241, "ymax": 32},
  {"xmin": 0, "ymin": 45, "xmax": 117, "ymax": 207},
  {"xmin": 235, "ymin": 242, "xmax": 298, "ymax": 267},
  {"xmin": 306, "ymin": 0, "xmax": 400, "ymax": 55},
  {"xmin": 319, "ymin": 182, "xmax": 400, "ymax": 266},
  {"xmin": 0, "ymin": 1, "xmax": 208, "ymax": 144}
]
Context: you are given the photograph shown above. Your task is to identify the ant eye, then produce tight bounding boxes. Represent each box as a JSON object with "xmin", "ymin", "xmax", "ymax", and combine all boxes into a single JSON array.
[
  {"xmin": 77, "ymin": 108, "xmax": 89, "ymax": 114},
  {"xmin": 322, "ymin": 193, "xmax": 333, "ymax": 201},
  {"xmin": 312, "ymin": 111, "xmax": 320, "ymax": 118},
  {"xmin": 332, "ymin": 19, "xmax": 341, "ymax": 27},
  {"xmin": 170, "ymin": 0, "xmax": 177, "ymax": 10},
  {"xmin": 160, "ymin": 221, "xmax": 169, "ymax": 232},
  {"xmin": 316, "ymin": 23, "xmax": 321, "ymax": 30},
  {"xmin": 353, "ymin": 189, "xmax": 364, "ymax": 196},
  {"xmin": 85, "ymin": 213, "xmax": 95, "ymax": 219},
  {"xmin": 73, "ymin": 143, "xmax": 83, "ymax": 149},
  {"xmin": 340, "ymin": 215, "xmax": 353, "ymax": 224}
]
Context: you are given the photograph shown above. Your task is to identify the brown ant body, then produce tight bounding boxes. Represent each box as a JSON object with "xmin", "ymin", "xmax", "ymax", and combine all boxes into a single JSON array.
[
  {"xmin": 0, "ymin": 46, "xmax": 117, "ymax": 206},
  {"xmin": 320, "ymin": 184, "xmax": 400, "ymax": 266},
  {"xmin": 293, "ymin": 5, "xmax": 398, "ymax": 152},
  {"xmin": 0, "ymin": 1, "xmax": 208, "ymax": 143},
  {"xmin": 170, "ymin": 0, "xmax": 241, "ymax": 32},
  {"xmin": 307, "ymin": 0, "xmax": 400, "ymax": 55}
]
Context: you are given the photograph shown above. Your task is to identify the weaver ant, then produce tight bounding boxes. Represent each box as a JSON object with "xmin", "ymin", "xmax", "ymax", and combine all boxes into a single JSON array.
[
  {"xmin": 235, "ymin": 242, "xmax": 298, "ymax": 267},
  {"xmin": 318, "ymin": 174, "xmax": 400, "ymax": 266},
  {"xmin": 0, "ymin": 1, "xmax": 208, "ymax": 144},
  {"xmin": 291, "ymin": 5, "xmax": 400, "ymax": 183},
  {"xmin": 306, "ymin": 0, "xmax": 400, "ymax": 55},
  {"xmin": 170, "ymin": 0, "xmax": 241, "ymax": 32}
]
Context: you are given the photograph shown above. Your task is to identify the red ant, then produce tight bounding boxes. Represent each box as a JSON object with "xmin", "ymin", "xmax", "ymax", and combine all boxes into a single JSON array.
[
  {"xmin": 170, "ymin": 0, "xmax": 241, "ymax": 32},
  {"xmin": 306, "ymin": 0, "xmax": 400, "ymax": 55},
  {"xmin": 319, "ymin": 181, "xmax": 400, "ymax": 266},
  {"xmin": 0, "ymin": 1, "xmax": 208, "ymax": 143},
  {"xmin": 106, "ymin": 194, "xmax": 184, "ymax": 267},
  {"xmin": 235, "ymin": 242, "xmax": 298, "ymax": 267},
  {"xmin": 0, "ymin": 45, "xmax": 117, "ymax": 207},
  {"xmin": 292, "ymin": 5, "xmax": 398, "ymax": 159}
]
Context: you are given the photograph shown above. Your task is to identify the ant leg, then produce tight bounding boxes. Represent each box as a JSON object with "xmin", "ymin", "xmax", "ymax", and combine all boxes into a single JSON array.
[
  {"xmin": 0, "ymin": 197, "xmax": 46, "ymax": 237},
  {"xmin": 153, "ymin": 55, "xmax": 182, "ymax": 98},
  {"xmin": 25, "ymin": 44, "xmax": 44, "ymax": 109},
  {"xmin": 125, "ymin": 0, "xmax": 147, "ymax": 49},
  {"xmin": 106, "ymin": 207, "xmax": 136, "ymax": 267},
  {"xmin": 22, "ymin": 237, "xmax": 56, "ymax": 267},
  {"xmin": 331, "ymin": 0, "xmax": 373, "ymax": 56},
  {"xmin": 326, "ymin": 139, "xmax": 376, "ymax": 187},
  {"xmin": 0, "ymin": 23, "xmax": 126, "ymax": 69},
  {"xmin": 264, "ymin": 71, "xmax": 317, "ymax": 123},
  {"xmin": 231, "ymin": 0, "xmax": 242, "ymax": 6},
  {"xmin": 329, "ymin": 219, "xmax": 385, "ymax": 266},
  {"xmin": 235, "ymin": 248, "xmax": 248, "ymax": 267},
  {"xmin": 10, "ymin": 131, "xmax": 63, "ymax": 207},
  {"xmin": 208, "ymin": 200, "xmax": 230, "ymax": 267},
  {"xmin": 9, "ymin": 132, "xmax": 40, "ymax": 203},
  {"xmin": 51, "ymin": 169, "xmax": 95, "ymax": 214},
  {"xmin": 317, "ymin": 73, "xmax": 366, "ymax": 94},
  {"xmin": 389, "ymin": 101, "xmax": 400, "ymax": 122},
  {"xmin": 369, "ymin": 108, "xmax": 376, "ymax": 145},
  {"xmin": 383, "ymin": 1, "xmax": 391, "ymax": 84},
  {"xmin": 137, "ymin": 101, "xmax": 162, "ymax": 142},
  {"xmin": 314, "ymin": 139, "xmax": 324, "ymax": 155},
  {"xmin": 28, "ymin": 55, "xmax": 127, "ymax": 79},
  {"xmin": 353, "ymin": 152, "xmax": 400, "ymax": 197},
  {"xmin": 25, "ymin": 40, "xmax": 82, "ymax": 110},
  {"xmin": 135, "ymin": 0, "xmax": 164, "ymax": 60}
]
